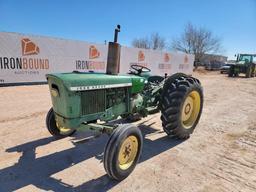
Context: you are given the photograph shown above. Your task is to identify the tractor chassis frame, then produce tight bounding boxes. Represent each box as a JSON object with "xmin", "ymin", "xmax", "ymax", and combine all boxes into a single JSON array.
[{"xmin": 76, "ymin": 122, "xmax": 117, "ymax": 135}]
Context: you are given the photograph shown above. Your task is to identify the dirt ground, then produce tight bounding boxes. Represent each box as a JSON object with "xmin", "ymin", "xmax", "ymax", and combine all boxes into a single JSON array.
[{"xmin": 0, "ymin": 71, "xmax": 256, "ymax": 192}]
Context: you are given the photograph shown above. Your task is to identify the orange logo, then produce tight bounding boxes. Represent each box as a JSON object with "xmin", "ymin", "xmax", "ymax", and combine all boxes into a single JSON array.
[
  {"xmin": 21, "ymin": 38, "xmax": 40, "ymax": 56},
  {"xmin": 184, "ymin": 55, "xmax": 189, "ymax": 63},
  {"xmin": 138, "ymin": 51, "xmax": 145, "ymax": 62},
  {"xmin": 164, "ymin": 53, "xmax": 170, "ymax": 62},
  {"xmin": 89, "ymin": 45, "xmax": 100, "ymax": 59}
]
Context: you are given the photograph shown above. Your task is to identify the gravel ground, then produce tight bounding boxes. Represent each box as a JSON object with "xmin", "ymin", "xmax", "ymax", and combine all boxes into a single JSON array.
[{"xmin": 0, "ymin": 71, "xmax": 256, "ymax": 192}]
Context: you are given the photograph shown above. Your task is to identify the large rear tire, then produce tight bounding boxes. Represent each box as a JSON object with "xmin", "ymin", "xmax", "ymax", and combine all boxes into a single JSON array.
[
  {"xmin": 160, "ymin": 73, "xmax": 203, "ymax": 139},
  {"xmin": 46, "ymin": 108, "xmax": 76, "ymax": 137},
  {"xmin": 103, "ymin": 124, "xmax": 143, "ymax": 180},
  {"xmin": 246, "ymin": 65, "xmax": 252, "ymax": 78},
  {"xmin": 251, "ymin": 65, "xmax": 256, "ymax": 77}
]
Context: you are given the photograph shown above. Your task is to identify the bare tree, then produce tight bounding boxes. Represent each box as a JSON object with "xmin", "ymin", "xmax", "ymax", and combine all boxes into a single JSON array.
[
  {"xmin": 172, "ymin": 23, "xmax": 222, "ymax": 67},
  {"xmin": 132, "ymin": 33, "xmax": 166, "ymax": 50},
  {"xmin": 132, "ymin": 37, "xmax": 151, "ymax": 49},
  {"xmin": 150, "ymin": 33, "xmax": 166, "ymax": 50}
]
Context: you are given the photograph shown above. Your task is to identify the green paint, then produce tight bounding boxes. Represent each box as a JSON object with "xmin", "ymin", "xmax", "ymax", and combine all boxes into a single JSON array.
[{"xmin": 46, "ymin": 71, "xmax": 164, "ymax": 133}]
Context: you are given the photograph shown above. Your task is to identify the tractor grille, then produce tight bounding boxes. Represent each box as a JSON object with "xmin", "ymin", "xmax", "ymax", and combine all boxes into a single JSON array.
[{"xmin": 81, "ymin": 90, "xmax": 106, "ymax": 115}]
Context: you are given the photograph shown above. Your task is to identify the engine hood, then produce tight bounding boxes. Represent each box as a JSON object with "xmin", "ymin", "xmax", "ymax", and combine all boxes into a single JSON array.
[{"xmin": 46, "ymin": 72, "xmax": 146, "ymax": 93}]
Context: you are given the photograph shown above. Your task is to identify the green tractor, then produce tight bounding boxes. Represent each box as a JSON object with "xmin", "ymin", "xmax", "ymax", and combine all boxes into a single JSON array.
[
  {"xmin": 228, "ymin": 54, "xmax": 256, "ymax": 78},
  {"xmin": 45, "ymin": 25, "xmax": 203, "ymax": 180}
]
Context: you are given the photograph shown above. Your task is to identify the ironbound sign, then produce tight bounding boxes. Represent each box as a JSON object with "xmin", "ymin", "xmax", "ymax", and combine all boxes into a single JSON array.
[{"xmin": 0, "ymin": 32, "xmax": 194, "ymax": 85}]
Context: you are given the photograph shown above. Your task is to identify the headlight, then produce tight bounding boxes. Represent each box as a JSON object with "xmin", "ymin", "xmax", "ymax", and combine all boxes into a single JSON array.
[{"xmin": 51, "ymin": 84, "xmax": 59, "ymax": 97}]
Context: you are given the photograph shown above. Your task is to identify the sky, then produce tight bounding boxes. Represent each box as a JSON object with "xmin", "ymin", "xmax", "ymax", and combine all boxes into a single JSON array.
[{"xmin": 0, "ymin": 0, "xmax": 255, "ymax": 60}]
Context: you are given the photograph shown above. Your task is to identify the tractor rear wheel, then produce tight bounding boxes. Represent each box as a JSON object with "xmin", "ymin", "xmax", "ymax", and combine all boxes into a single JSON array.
[
  {"xmin": 160, "ymin": 73, "xmax": 203, "ymax": 139},
  {"xmin": 46, "ymin": 108, "xmax": 76, "ymax": 137},
  {"xmin": 103, "ymin": 124, "xmax": 143, "ymax": 180},
  {"xmin": 246, "ymin": 66, "xmax": 252, "ymax": 78},
  {"xmin": 251, "ymin": 65, "xmax": 256, "ymax": 77}
]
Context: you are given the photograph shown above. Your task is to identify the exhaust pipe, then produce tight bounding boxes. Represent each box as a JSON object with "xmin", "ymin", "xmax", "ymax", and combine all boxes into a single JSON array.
[{"xmin": 106, "ymin": 25, "xmax": 121, "ymax": 75}]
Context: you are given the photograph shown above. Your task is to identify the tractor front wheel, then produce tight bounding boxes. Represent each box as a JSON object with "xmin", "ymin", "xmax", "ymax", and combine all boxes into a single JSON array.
[
  {"xmin": 46, "ymin": 108, "xmax": 76, "ymax": 137},
  {"xmin": 160, "ymin": 73, "xmax": 203, "ymax": 139},
  {"xmin": 228, "ymin": 66, "xmax": 234, "ymax": 77},
  {"xmin": 103, "ymin": 124, "xmax": 143, "ymax": 180}
]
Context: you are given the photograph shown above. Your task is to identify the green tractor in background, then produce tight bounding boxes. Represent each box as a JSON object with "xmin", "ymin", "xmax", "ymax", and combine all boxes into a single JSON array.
[
  {"xmin": 45, "ymin": 25, "xmax": 204, "ymax": 180},
  {"xmin": 228, "ymin": 54, "xmax": 256, "ymax": 78}
]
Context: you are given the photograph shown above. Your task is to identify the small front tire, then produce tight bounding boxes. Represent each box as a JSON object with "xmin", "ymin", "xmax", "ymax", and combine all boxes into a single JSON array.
[
  {"xmin": 46, "ymin": 108, "xmax": 76, "ymax": 137},
  {"xmin": 228, "ymin": 66, "xmax": 234, "ymax": 77},
  {"xmin": 103, "ymin": 124, "xmax": 143, "ymax": 180}
]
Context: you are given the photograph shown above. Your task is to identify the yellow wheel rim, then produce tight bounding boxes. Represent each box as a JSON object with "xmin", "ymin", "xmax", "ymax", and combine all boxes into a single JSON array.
[
  {"xmin": 56, "ymin": 122, "xmax": 73, "ymax": 135},
  {"xmin": 118, "ymin": 135, "xmax": 138, "ymax": 170},
  {"xmin": 181, "ymin": 91, "xmax": 201, "ymax": 129}
]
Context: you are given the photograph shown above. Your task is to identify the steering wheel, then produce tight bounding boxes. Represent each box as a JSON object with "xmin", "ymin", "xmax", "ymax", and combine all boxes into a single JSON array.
[{"xmin": 130, "ymin": 64, "xmax": 151, "ymax": 74}]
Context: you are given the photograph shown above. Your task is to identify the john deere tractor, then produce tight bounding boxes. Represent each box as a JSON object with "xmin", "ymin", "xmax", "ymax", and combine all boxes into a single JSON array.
[
  {"xmin": 228, "ymin": 54, "xmax": 256, "ymax": 78},
  {"xmin": 45, "ymin": 25, "xmax": 203, "ymax": 180}
]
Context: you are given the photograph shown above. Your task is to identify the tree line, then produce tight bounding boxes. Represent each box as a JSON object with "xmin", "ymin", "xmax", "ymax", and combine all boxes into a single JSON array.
[{"xmin": 132, "ymin": 23, "xmax": 223, "ymax": 67}]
